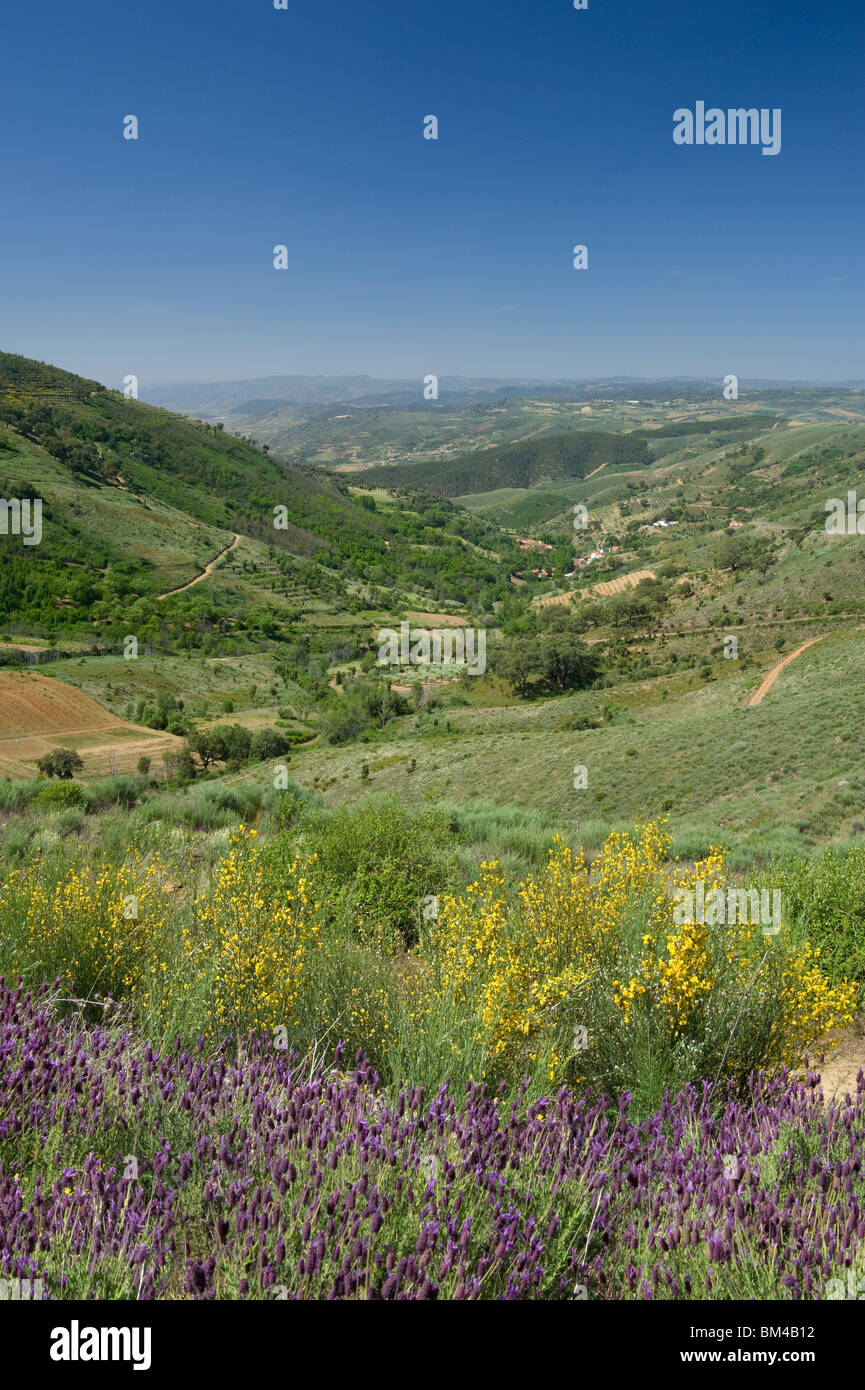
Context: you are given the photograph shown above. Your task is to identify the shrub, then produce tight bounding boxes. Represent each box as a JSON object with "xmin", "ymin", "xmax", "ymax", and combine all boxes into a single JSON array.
[
  {"xmin": 193, "ymin": 828, "xmax": 320, "ymax": 1039},
  {"xmin": 250, "ymin": 727, "xmax": 289, "ymax": 760},
  {"xmin": 0, "ymin": 852, "xmax": 173, "ymax": 1006},
  {"xmin": 558, "ymin": 712, "xmax": 602, "ymax": 731},
  {"xmin": 759, "ymin": 846, "xmax": 865, "ymax": 981},
  {"xmin": 33, "ymin": 781, "xmax": 86, "ymax": 810},
  {"xmin": 292, "ymin": 795, "xmax": 457, "ymax": 949},
  {"xmin": 0, "ymin": 821, "xmax": 37, "ymax": 861},
  {"xmin": 194, "ymin": 781, "xmax": 263, "ymax": 821},
  {"xmin": 0, "ymin": 777, "xmax": 41, "ymax": 811},
  {"xmin": 422, "ymin": 820, "xmax": 858, "ymax": 1111},
  {"xmin": 271, "ymin": 779, "xmax": 322, "ymax": 831},
  {"xmin": 86, "ymin": 775, "xmax": 140, "ymax": 810},
  {"xmin": 319, "ymin": 696, "xmax": 369, "ymax": 746}
]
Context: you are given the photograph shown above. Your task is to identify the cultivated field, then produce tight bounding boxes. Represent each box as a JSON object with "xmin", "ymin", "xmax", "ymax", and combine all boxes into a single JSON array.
[
  {"xmin": 0, "ymin": 670, "xmax": 182, "ymax": 778},
  {"xmin": 534, "ymin": 568, "xmax": 657, "ymax": 609}
]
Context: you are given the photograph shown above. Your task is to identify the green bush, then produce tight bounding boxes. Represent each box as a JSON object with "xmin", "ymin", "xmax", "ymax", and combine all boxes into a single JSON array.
[
  {"xmin": 0, "ymin": 821, "xmax": 38, "ymax": 861},
  {"xmin": 194, "ymin": 781, "xmax": 263, "ymax": 820},
  {"xmin": 758, "ymin": 846, "xmax": 865, "ymax": 981},
  {"xmin": 250, "ymin": 727, "xmax": 289, "ymax": 760},
  {"xmin": 85, "ymin": 775, "xmax": 140, "ymax": 810},
  {"xmin": 276, "ymin": 794, "xmax": 457, "ymax": 949},
  {"xmin": 0, "ymin": 778, "xmax": 41, "ymax": 811},
  {"xmin": 271, "ymin": 779, "xmax": 322, "ymax": 830},
  {"xmin": 558, "ymin": 712, "xmax": 602, "ymax": 731},
  {"xmin": 319, "ymin": 696, "xmax": 369, "ymax": 746},
  {"xmin": 34, "ymin": 782, "xmax": 86, "ymax": 810}
]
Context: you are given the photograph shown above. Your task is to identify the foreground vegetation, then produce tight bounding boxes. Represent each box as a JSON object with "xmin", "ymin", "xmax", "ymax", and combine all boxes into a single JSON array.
[
  {"xmin": 2, "ymin": 354, "xmax": 865, "ymax": 1301},
  {"xmin": 2, "ymin": 978, "xmax": 863, "ymax": 1300},
  {"xmin": 0, "ymin": 798, "xmax": 858, "ymax": 1107}
]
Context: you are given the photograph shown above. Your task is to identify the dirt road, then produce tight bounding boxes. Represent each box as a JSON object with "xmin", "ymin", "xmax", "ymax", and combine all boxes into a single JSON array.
[
  {"xmin": 157, "ymin": 534, "xmax": 241, "ymax": 600},
  {"xmin": 745, "ymin": 637, "xmax": 823, "ymax": 707},
  {"xmin": 816, "ymin": 1019, "xmax": 865, "ymax": 1101}
]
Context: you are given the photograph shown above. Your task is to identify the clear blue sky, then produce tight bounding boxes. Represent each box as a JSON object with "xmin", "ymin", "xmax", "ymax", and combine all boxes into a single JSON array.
[{"xmin": 1, "ymin": 0, "xmax": 862, "ymax": 388}]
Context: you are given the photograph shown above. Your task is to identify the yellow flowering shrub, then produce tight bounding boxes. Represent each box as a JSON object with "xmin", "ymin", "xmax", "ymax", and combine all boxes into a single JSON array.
[
  {"xmin": 0, "ymin": 852, "xmax": 172, "ymax": 1003},
  {"xmin": 614, "ymin": 840, "xmax": 857, "ymax": 1064},
  {"xmin": 422, "ymin": 821, "xmax": 858, "ymax": 1088},
  {"xmin": 613, "ymin": 848, "xmax": 725, "ymax": 1029},
  {"xmin": 191, "ymin": 827, "xmax": 320, "ymax": 1039},
  {"xmin": 0, "ymin": 816, "xmax": 856, "ymax": 1102}
]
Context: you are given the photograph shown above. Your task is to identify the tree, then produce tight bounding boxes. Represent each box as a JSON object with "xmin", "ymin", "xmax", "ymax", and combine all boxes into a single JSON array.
[
  {"xmin": 222, "ymin": 723, "xmax": 253, "ymax": 766},
  {"xmin": 713, "ymin": 534, "xmax": 755, "ymax": 573},
  {"xmin": 164, "ymin": 749, "xmax": 197, "ymax": 782},
  {"xmin": 187, "ymin": 728, "xmax": 227, "ymax": 770},
  {"xmin": 539, "ymin": 634, "xmax": 600, "ymax": 692},
  {"xmin": 137, "ymin": 756, "xmax": 151, "ymax": 777},
  {"xmin": 320, "ymin": 695, "xmax": 369, "ymax": 746},
  {"xmin": 250, "ymin": 727, "xmax": 289, "ymax": 760},
  {"xmin": 36, "ymin": 749, "xmax": 84, "ymax": 780},
  {"xmin": 493, "ymin": 636, "xmax": 540, "ymax": 698},
  {"xmin": 370, "ymin": 678, "xmax": 402, "ymax": 729}
]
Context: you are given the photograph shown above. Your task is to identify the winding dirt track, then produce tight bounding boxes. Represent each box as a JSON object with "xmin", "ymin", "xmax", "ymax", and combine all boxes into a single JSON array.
[
  {"xmin": 745, "ymin": 637, "xmax": 823, "ymax": 707},
  {"xmin": 156, "ymin": 534, "xmax": 241, "ymax": 600}
]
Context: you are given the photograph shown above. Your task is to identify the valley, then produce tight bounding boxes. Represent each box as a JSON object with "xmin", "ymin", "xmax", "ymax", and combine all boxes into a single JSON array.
[
  {"xmin": 3, "ymin": 352, "xmax": 865, "ymax": 1307},
  {"xmin": 2, "ymin": 352, "xmax": 865, "ymax": 859}
]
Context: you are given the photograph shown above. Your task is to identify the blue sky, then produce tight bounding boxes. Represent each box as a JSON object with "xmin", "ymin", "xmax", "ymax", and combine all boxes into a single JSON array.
[{"xmin": 0, "ymin": 0, "xmax": 862, "ymax": 387}]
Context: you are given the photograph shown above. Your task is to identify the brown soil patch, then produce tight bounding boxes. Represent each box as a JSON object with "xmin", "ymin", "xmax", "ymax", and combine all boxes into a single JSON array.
[
  {"xmin": 533, "ymin": 568, "xmax": 657, "ymax": 611},
  {"xmin": 403, "ymin": 612, "xmax": 468, "ymax": 627},
  {"xmin": 592, "ymin": 569, "xmax": 656, "ymax": 597},
  {"xmin": 533, "ymin": 589, "xmax": 579, "ymax": 611},
  {"xmin": 812, "ymin": 1018, "xmax": 865, "ymax": 1100},
  {"xmin": 0, "ymin": 671, "xmax": 182, "ymax": 778}
]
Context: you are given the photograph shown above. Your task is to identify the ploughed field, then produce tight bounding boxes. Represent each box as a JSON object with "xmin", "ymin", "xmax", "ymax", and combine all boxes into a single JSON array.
[{"xmin": 0, "ymin": 671, "xmax": 181, "ymax": 778}]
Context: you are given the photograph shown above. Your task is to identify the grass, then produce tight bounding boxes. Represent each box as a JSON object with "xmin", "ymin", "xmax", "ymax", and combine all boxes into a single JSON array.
[{"xmin": 217, "ymin": 627, "xmax": 865, "ymax": 863}]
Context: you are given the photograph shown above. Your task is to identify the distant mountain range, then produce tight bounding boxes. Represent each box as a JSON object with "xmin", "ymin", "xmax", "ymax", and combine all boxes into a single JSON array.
[{"xmin": 146, "ymin": 374, "xmax": 865, "ymax": 418}]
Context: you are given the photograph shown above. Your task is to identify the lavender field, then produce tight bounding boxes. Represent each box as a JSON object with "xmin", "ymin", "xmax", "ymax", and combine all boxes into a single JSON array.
[{"xmin": 1, "ymin": 979, "xmax": 863, "ymax": 1301}]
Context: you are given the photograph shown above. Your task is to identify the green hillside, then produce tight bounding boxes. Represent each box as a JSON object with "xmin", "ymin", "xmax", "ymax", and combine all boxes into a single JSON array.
[
  {"xmin": 3, "ymin": 350, "xmax": 865, "ymax": 869},
  {"xmin": 0, "ymin": 352, "xmax": 512, "ymax": 647},
  {"xmin": 355, "ymin": 429, "xmax": 653, "ymax": 496}
]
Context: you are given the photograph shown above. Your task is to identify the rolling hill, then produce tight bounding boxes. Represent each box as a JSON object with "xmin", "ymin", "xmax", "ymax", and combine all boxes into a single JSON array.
[
  {"xmin": 354, "ymin": 430, "xmax": 653, "ymax": 496},
  {"xmin": 3, "ymin": 348, "xmax": 865, "ymax": 866},
  {"xmin": 0, "ymin": 351, "xmax": 511, "ymax": 646}
]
